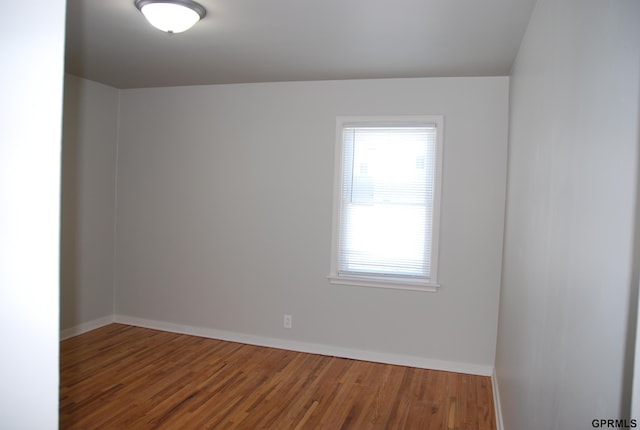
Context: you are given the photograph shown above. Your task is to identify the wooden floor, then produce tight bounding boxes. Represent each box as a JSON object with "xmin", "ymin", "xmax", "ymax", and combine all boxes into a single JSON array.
[{"xmin": 60, "ymin": 324, "xmax": 496, "ymax": 429}]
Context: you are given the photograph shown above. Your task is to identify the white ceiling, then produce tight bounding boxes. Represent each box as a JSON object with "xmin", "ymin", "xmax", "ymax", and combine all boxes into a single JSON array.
[{"xmin": 65, "ymin": 0, "xmax": 537, "ymax": 89}]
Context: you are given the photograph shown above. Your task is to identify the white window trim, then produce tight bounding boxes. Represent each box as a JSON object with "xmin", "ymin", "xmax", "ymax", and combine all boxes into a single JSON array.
[{"xmin": 328, "ymin": 115, "xmax": 444, "ymax": 292}]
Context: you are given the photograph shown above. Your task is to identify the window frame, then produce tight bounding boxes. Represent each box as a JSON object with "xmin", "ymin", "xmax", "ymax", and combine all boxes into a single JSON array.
[{"xmin": 328, "ymin": 115, "xmax": 444, "ymax": 292}]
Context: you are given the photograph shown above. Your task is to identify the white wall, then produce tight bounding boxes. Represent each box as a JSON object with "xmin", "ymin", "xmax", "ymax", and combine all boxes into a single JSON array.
[
  {"xmin": 61, "ymin": 75, "xmax": 119, "ymax": 332},
  {"xmin": 495, "ymin": 0, "xmax": 640, "ymax": 428},
  {"xmin": 114, "ymin": 77, "xmax": 509, "ymax": 371},
  {"xmin": 0, "ymin": 0, "xmax": 65, "ymax": 428}
]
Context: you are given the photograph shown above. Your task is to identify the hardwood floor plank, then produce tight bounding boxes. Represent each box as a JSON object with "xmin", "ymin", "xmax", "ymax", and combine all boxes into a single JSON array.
[{"xmin": 60, "ymin": 324, "xmax": 496, "ymax": 429}]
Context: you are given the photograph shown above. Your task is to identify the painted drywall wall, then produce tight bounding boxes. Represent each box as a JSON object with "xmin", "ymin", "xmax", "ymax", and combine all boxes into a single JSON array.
[
  {"xmin": 61, "ymin": 75, "xmax": 119, "ymax": 331},
  {"xmin": 495, "ymin": 0, "xmax": 640, "ymax": 429},
  {"xmin": 114, "ymin": 76, "xmax": 509, "ymax": 370},
  {"xmin": 634, "ymin": 276, "xmax": 640, "ymax": 418},
  {"xmin": 0, "ymin": 1, "xmax": 65, "ymax": 428}
]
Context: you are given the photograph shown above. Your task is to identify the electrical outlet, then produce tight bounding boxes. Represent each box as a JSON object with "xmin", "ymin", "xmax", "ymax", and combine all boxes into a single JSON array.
[{"xmin": 283, "ymin": 314, "xmax": 292, "ymax": 329}]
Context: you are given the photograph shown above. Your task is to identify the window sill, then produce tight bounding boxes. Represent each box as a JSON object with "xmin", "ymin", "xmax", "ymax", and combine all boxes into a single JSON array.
[{"xmin": 327, "ymin": 274, "xmax": 440, "ymax": 292}]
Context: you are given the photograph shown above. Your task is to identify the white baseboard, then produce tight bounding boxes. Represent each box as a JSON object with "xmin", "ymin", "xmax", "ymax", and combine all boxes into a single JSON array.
[
  {"xmin": 60, "ymin": 315, "xmax": 115, "ymax": 340},
  {"xmin": 492, "ymin": 368, "xmax": 505, "ymax": 430},
  {"xmin": 113, "ymin": 314, "xmax": 493, "ymax": 376}
]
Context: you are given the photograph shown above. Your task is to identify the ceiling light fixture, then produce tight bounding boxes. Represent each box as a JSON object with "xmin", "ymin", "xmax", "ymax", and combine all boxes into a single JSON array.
[{"xmin": 135, "ymin": 0, "xmax": 206, "ymax": 34}]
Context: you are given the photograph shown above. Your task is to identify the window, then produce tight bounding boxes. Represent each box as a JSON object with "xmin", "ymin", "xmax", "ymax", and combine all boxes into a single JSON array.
[{"xmin": 329, "ymin": 116, "xmax": 443, "ymax": 291}]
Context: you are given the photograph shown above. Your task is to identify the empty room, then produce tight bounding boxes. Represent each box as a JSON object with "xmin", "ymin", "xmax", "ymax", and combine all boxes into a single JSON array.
[{"xmin": 1, "ymin": 0, "xmax": 639, "ymax": 429}]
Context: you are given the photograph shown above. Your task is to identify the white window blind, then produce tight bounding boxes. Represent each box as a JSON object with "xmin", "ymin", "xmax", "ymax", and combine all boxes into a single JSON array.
[{"xmin": 330, "ymin": 117, "xmax": 443, "ymax": 291}]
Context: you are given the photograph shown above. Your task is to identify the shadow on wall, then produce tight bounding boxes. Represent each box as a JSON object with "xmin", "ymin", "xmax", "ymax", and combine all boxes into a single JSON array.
[
  {"xmin": 60, "ymin": 83, "xmax": 82, "ymax": 330},
  {"xmin": 624, "ymin": 89, "xmax": 640, "ymax": 418}
]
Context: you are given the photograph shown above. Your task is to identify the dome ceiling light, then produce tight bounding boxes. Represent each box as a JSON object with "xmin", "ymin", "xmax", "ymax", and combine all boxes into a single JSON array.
[{"xmin": 135, "ymin": 0, "xmax": 206, "ymax": 34}]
